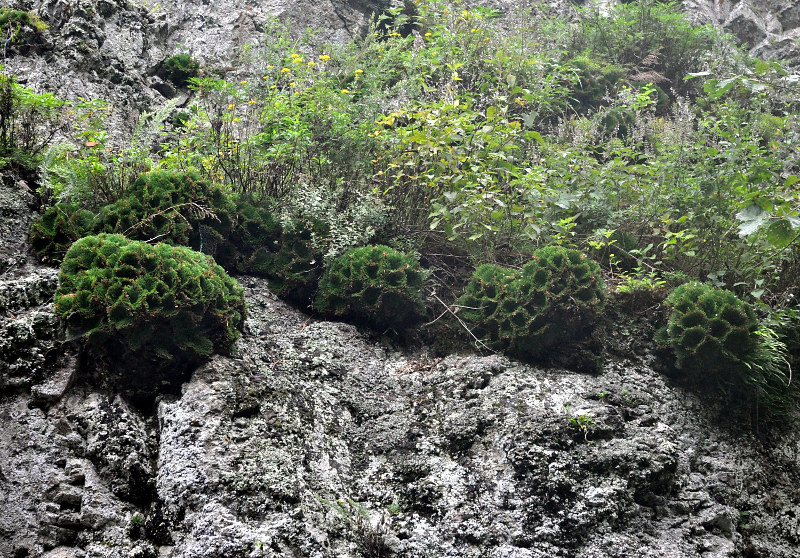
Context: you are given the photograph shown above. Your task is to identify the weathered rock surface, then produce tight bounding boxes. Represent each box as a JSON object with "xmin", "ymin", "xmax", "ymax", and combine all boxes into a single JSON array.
[
  {"xmin": 683, "ymin": 0, "xmax": 800, "ymax": 64},
  {"xmin": 2, "ymin": 270, "xmax": 800, "ymax": 557},
  {"xmin": 1, "ymin": 1, "xmax": 800, "ymax": 557}
]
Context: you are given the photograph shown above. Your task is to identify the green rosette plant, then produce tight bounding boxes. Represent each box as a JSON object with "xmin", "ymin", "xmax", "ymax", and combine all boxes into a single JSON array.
[
  {"xmin": 655, "ymin": 282, "xmax": 759, "ymax": 375},
  {"xmin": 314, "ymin": 245, "xmax": 426, "ymax": 330},
  {"xmin": 29, "ymin": 202, "xmax": 95, "ymax": 263},
  {"xmin": 54, "ymin": 234, "xmax": 245, "ymax": 365},
  {"xmin": 458, "ymin": 246, "xmax": 605, "ymax": 360},
  {"xmin": 95, "ymin": 170, "xmax": 240, "ymax": 262}
]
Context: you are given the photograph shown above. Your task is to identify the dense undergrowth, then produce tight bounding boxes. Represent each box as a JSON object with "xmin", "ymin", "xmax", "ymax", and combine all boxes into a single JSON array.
[{"xmin": 8, "ymin": 0, "xmax": 800, "ymax": 422}]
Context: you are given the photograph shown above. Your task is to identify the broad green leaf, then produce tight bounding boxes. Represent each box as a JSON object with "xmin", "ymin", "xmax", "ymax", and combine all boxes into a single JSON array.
[
  {"xmin": 754, "ymin": 60, "xmax": 770, "ymax": 76},
  {"xmin": 766, "ymin": 219, "xmax": 796, "ymax": 248},
  {"xmin": 735, "ymin": 204, "xmax": 768, "ymax": 237}
]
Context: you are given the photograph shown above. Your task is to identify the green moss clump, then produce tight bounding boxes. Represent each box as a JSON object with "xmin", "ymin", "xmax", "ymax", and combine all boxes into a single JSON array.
[
  {"xmin": 29, "ymin": 202, "xmax": 95, "ymax": 264},
  {"xmin": 0, "ymin": 9, "xmax": 48, "ymax": 34},
  {"xmin": 314, "ymin": 245, "xmax": 426, "ymax": 330},
  {"xmin": 54, "ymin": 234, "xmax": 245, "ymax": 365},
  {"xmin": 599, "ymin": 107, "xmax": 636, "ymax": 137},
  {"xmin": 163, "ymin": 54, "xmax": 200, "ymax": 87},
  {"xmin": 248, "ymin": 217, "xmax": 329, "ymax": 306},
  {"xmin": 655, "ymin": 282, "xmax": 758, "ymax": 374},
  {"xmin": 96, "ymin": 170, "xmax": 235, "ymax": 258},
  {"xmin": 567, "ymin": 56, "xmax": 626, "ymax": 111},
  {"xmin": 224, "ymin": 197, "xmax": 281, "ymax": 273},
  {"xmin": 458, "ymin": 246, "xmax": 605, "ymax": 360}
]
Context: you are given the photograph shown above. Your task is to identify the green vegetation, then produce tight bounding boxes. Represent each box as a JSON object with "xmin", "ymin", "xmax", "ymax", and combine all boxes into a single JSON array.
[
  {"xmin": 0, "ymin": 72, "xmax": 63, "ymax": 174},
  {"xmin": 657, "ymin": 282, "xmax": 800, "ymax": 420},
  {"xmin": 457, "ymin": 246, "xmax": 605, "ymax": 361},
  {"xmin": 314, "ymin": 245, "xmax": 426, "ymax": 330},
  {"xmin": 162, "ymin": 54, "xmax": 200, "ymax": 87},
  {"xmin": 95, "ymin": 169, "xmax": 235, "ymax": 252},
  {"xmin": 0, "ymin": 9, "xmax": 49, "ymax": 35},
  {"xmin": 656, "ymin": 282, "xmax": 759, "ymax": 374},
  {"xmin": 29, "ymin": 202, "xmax": 94, "ymax": 263},
  {"xmin": 54, "ymin": 234, "xmax": 245, "ymax": 365}
]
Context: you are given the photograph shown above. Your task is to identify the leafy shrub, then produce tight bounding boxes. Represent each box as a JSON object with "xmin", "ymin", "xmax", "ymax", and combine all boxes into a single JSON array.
[
  {"xmin": 163, "ymin": 54, "xmax": 200, "ymax": 87},
  {"xmin": 54, "ymin": 234, "xmax": 245, "ymax": 364},
  {"xmin": 29, "ymin": 202, "xmax": 95, "ymax": 263},
  {"xmin": 457, "ymin": 246, "xmax": 605, "ymax": 361},
  {"xmin": 568, "ymin": 1, "xmax": 720, "ymax": 96},
  {"xmin": 314, "ymin": 245, "xmax": 426, "ymax": 330},
  {"xmin": 0, "ymin": 72, "xmax": 64, "ymax": 174},
  {"xmin": 0, "ymin": 9, "xmax": 48, "ymax": 35},
  {"xmin": 655, "ymin": 282, "xmax": 759, "ymax": 374}
]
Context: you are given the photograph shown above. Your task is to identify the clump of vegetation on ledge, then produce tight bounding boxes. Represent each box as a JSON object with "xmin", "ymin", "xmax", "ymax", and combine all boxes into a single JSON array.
[{"xmin": 54, "ymin": 234, "xmax": 245, "ymax": 368}]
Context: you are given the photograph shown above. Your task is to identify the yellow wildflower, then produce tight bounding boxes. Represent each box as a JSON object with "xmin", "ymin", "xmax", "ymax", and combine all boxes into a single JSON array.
[
  {"xmin": 319, "ymin": 54, "xmax": 330, "ymax": 61},
  {"xmin": 281, "ymin": 67, "xmax": 290, "ymax": 73},
  {"xmin": 248, "ymin": 99, "xmax": 257, "ymax": 104},
  {"xmin": 424, "ymin": 32, "xmax": 432, "ymax": 37},
  {"xmin": 308, "ymin": 61, "xmax": 315, "ymax": 66},
  {"xmin": 341, "ymin": 89, "xmax": 350, "ymax": 94},
  {"xmin": 267, "ymin": 65, "xmax": 273, "ymax": 69},
  {"xmin": 228, "ymin": 104, "xmax": 235, "ymax": 110},
  {"xmin": 240, "ymin": 80, "xmax": 247, "ymax": 84}
]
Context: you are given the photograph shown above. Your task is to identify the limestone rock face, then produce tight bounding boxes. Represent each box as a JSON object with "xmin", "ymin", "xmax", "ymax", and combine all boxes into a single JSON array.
[
  {"xmin": 1, "ymin": 1, "xmax": 800, "ymax": 557},
  {"xmin": 3, "ymin": 238, "xmax": 800, "ymax": 556},
  {"xmin": 683, "ymin": 0, "xmax": 800, "ymax": 63}
]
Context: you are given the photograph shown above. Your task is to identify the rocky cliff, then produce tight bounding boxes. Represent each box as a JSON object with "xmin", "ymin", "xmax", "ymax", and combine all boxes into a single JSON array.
[{"xmin": 2, "ymin": 1, "xmax": 800, "ymax": 557}]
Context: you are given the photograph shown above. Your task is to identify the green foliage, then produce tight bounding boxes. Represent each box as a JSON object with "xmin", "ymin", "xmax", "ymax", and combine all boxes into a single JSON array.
[
  {"xmin": 96, "ymin": 169, "xmax": 235, "ymax": 254},
  {"xmin": 566, "ymin": 55, "xmax": 626, "ymax": 111},
  {"xmin": 314, "ymin": 245, "xmax": 426, "ymax": 330},
  {"xmin": 567, "ymin": 0, "xmax": 721, "ymax": 96},
  {"xmin": 0, "ymin": 72, "xmax": 64, "ymax": 174},
  {"xmin": 457, "ymin": 246, "xmax": 605, "ymax": 360},
  {"xmin": 0, "ymin": 9, "xmax": 48, "ymax": 36},
  {"xmin": 222, "ymin": 196, "xmax": 281, "ymax": 273},
  {"xmin": 656, "ymin": 282, "xmax": 759, "ymax": 374},
  {"xmin": 163, "ymin": 54, "xmax": 200, "ymax": 87},
  {"xmin": 256, "ymin": 217, "xmax": 329, "ymax": 305},
  {"xmin": 54, "ymin": 234, "xmax": 245, "ymax": 365},
  {"xmin": 29, "ymin": 202, "xmax": 95, "ymax": 263}
]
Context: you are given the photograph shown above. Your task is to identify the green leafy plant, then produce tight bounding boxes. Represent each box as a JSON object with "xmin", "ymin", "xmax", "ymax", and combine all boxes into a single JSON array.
[
  {"xmin": 255, "ymin": 217, "xmax": 329, "ymax": 305},
  {"xmin": 457, "ymin": 246, "xmax": 605, "ymax": 361},
  {"xmin": 29, "ymin": 202, "xmax": 95, "ymax": 263},
  {"xmin": 314, "ymin": 245, "xmax": 426, "ymax": 330},
  {"xmin": 95, "ymin": 169, "xmax": 235, "ymax": 254},
  {"xmin": 0, "ymin": 72, "xmax": 64, "ymax": 174},
  {"xmin": 655, "ymin": 282, "xmax": 759, "ymax": 375},
  {"xmin": 162, "ymin": 54, "xmax": 200, "ymax": 87},
  {"xmin": 54, "ymin": 233, "xmax": 245, "ymax": 365}
]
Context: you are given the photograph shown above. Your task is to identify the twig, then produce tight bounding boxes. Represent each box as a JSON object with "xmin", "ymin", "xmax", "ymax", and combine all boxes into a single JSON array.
[{"xmin": 427, "ymin": 289, "xmax": 493, "ymax": 352}]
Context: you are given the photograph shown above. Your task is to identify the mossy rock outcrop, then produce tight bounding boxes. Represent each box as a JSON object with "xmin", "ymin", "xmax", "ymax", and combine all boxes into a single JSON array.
[
  {"xmin": 314, "ymin": 244, "xmax": 426, "ymax": 330},
  {"xmin": 458, "ymin": 246, "xmax": 605, "ymax": 362}
]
